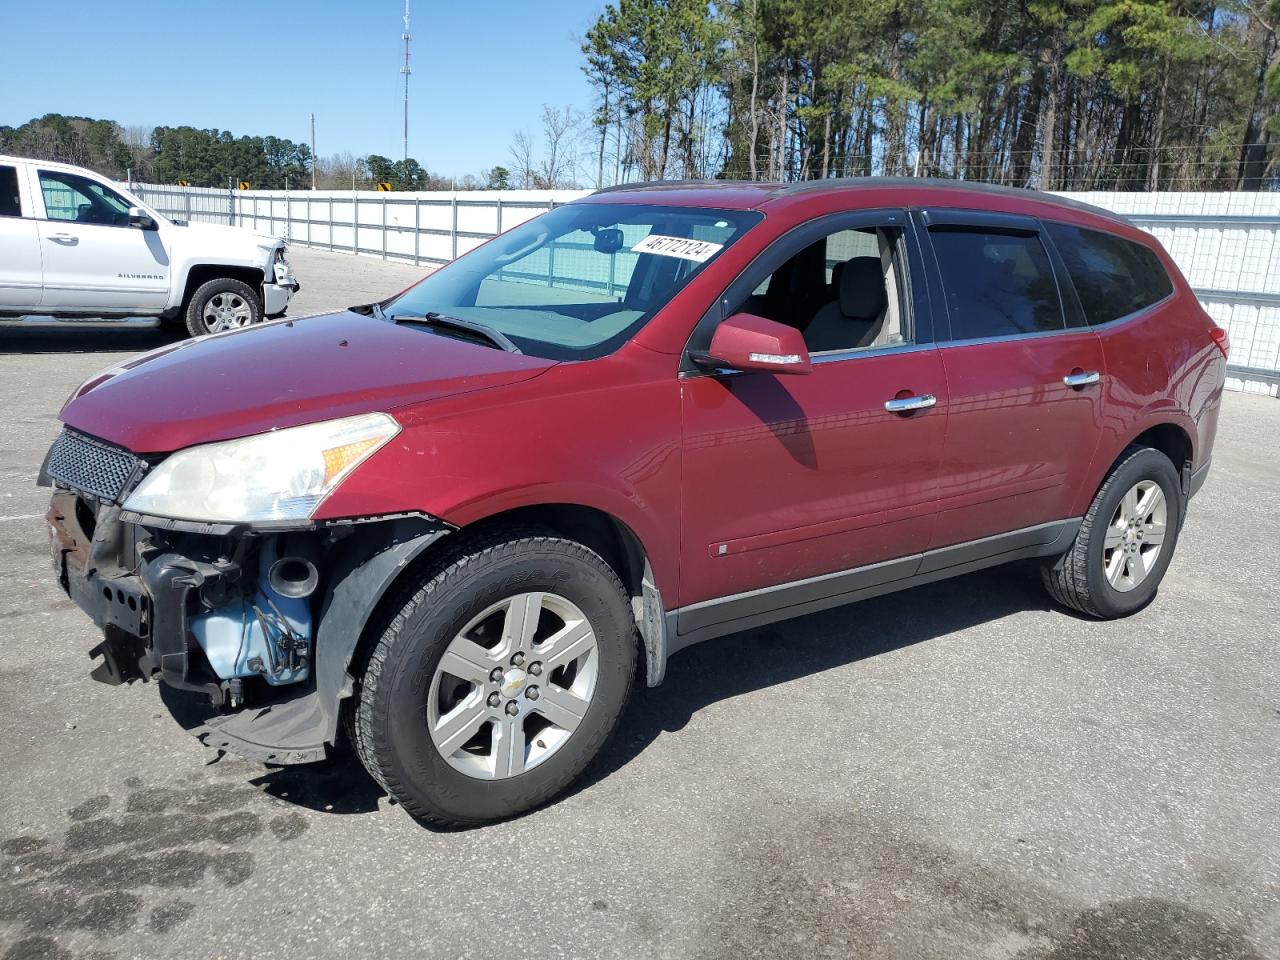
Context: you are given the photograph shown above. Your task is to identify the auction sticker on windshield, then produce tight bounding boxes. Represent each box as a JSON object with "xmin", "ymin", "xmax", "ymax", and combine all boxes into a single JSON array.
[{"xmin": 631, "ymin": 234, "xmax": 724, "ymax": 262}]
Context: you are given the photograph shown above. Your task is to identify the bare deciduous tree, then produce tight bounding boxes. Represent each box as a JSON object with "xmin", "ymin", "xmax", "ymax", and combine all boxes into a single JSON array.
[
  {"xmin": 508, "ymin": 129, "xmax": 537, "ymax": 189},
  {"xmin": 537, "ymin": 105, "xmax": 582, "ymax": 188}
]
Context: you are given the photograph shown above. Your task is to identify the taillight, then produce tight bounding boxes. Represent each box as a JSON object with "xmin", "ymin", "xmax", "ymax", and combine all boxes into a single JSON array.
[{"xmin": 1209, "ymin": 326, "xmax": 1230, "ymax": 359}]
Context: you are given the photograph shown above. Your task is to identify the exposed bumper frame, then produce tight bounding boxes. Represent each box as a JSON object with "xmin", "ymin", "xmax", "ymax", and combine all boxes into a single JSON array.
[{"xmin": 49, "ymin": 486, "xmax": 450, "ymax": 765}]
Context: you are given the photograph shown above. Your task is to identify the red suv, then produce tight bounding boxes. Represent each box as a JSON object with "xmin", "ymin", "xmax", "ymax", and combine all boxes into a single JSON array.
[{"xmin": 41, "ymin": 180, "xmax": 1226, "ymax": 826}]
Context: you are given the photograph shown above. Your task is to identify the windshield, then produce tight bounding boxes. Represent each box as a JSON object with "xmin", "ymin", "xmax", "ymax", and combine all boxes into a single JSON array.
[{"xmin": 384, "ymin": 202, "xmax": 761, "ymax": 360}]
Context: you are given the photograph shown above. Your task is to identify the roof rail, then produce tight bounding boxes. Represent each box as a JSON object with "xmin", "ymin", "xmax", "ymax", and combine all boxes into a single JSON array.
[
  {"xmin": 594, "ymin": 179, "xmax": 764, "ymax": 193},
  {"xmin": 593, "ymin": 176, "xmax": 1127, "ymax": 225}
]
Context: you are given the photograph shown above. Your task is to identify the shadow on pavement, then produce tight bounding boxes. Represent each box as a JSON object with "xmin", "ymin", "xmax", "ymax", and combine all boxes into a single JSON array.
[
  {"xmin": 0, "ymin": 320, "xmax": 180, "ymax": 354},
  {"xmin": 573, "ymin": 560, "xmax": 1061, "ymax": 798},
  {"xmin": 161, "ymin": 559, "xmax": 1064, "ymax": 824}
]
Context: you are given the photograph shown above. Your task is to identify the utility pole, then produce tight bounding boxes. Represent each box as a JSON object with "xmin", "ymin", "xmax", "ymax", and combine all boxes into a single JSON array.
[
  {"xmin": 310, "ymin": 113, "xmax": 317, "ymax": 190},
  {"xmin": 400, "ymin": 0, "xmax": 412, "ymax": 163}
]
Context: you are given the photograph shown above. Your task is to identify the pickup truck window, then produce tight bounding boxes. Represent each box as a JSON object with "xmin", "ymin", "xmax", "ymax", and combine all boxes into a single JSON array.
[
  {"xmin": 0, "ymin": 165, "xmax": 20, "ymax": 217},
  {"xmin": 39, "ymin": 169, "xmax": 132, "ymax": 226}
]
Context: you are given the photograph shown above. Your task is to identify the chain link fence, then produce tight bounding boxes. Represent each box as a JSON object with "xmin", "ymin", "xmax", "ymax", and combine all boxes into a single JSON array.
[{"xmin": 127, "ymin": 181, "xmax": 1279, "ymax": 396}]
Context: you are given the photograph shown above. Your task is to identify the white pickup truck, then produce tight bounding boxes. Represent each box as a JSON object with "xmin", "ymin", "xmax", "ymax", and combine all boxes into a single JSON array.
[{"xmin": 0, "ymin": 154, "xmax": 297, "ymax": 337}]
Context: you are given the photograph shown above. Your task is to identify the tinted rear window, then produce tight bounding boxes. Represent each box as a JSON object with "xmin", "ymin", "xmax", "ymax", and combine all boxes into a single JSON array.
[
  {"xmin": 929, "ymin": 227, "xmax": 1065, "ymax": 340},
  {"xmin": 0, "ymin": 166, "xmax": 19, "ymax": 217},
  {"xmin": 1046, "ymin": 223, "xmax": 1173, "ymax": 325}
]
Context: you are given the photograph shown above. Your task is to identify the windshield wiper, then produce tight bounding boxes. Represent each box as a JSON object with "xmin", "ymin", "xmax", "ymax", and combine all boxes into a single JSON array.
[{"xmin": 392, "ymin": 311, "xmax": 522, "ymax": 354}]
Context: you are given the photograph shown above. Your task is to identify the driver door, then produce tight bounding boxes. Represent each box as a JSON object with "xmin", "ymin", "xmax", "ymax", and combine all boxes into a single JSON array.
[
  {"xmin": 34, "ymin": 168, "xmax": 169, "ymax": 312},
  {"xmin": 677, "ymin": 210, "xmax": 949, "ymax": 637}
]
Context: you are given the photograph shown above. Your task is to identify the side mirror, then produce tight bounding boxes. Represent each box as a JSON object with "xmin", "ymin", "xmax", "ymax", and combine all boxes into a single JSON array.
[
  {"xmin": 127, "ymin": 206, "xmax": 157, "ymax": 230},
  {"xmin": 691, "ymin": 312, "xmax": 812, "ymax": 376}
]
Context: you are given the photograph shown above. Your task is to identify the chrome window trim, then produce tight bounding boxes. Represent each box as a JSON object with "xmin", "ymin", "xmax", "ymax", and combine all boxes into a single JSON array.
[
  {"xmin": 811, "ymin": 341, "xmax": 934, "ymax": 364},
  {"xmin": 677, "ymin": 339, "xmax": 935, "ymax": 378},
  {"xmin": 1079, "ymin": 290, "xmax": 1176, "ymax": 331},
  {"xmin": 937, "ymin": 325, "xmax": 1092, "ymax": 350}
]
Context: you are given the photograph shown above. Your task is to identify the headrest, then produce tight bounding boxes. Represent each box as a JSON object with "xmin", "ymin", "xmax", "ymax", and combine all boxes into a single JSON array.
[{"xmin": 840, "ymin": 256, "xmax": 887, "ymax": 319}]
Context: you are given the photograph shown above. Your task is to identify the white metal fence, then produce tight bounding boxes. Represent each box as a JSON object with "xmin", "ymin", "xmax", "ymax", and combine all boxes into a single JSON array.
[
  {"xmin": 129, "ymin": 183, "xmax": 590, "ymax": 266},
  {"xmin": 129, "ymin": 182, "xmax": 1279, "ymax": 396}
]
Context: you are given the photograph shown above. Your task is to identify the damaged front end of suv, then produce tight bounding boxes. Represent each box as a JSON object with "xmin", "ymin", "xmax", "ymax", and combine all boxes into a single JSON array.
[{"xmin": 41, "ymin": 415, "xmax": 449, "ymax": 764}]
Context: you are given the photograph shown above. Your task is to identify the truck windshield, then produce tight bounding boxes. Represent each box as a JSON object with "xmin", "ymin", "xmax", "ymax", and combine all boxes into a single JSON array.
[{"xmin": 384, "ymin": 202, "xmax": 761, "ymax": 360}]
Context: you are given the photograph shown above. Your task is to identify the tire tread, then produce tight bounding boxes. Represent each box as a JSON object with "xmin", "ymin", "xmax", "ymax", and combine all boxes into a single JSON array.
[
  {"xmin": 1040, "ymin": 444, "xmax": 1177, "ymax": 618},
  {"xmin": 351, "ymin": 527, "xmax": 634, "ymax": 828}
]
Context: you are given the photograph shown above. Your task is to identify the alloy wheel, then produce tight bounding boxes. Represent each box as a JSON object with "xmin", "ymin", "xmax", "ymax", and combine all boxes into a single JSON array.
[
  {"xmin": 427, "ymin": 591, "xmax": 599, "ymax": 780},
  {"xmin": 1103, "ymin": 479, "xmax": 1167, "ymax": 592},
  {"xmin": 202, "ymin": 292, "xmax": 254, "ymax": 332}
]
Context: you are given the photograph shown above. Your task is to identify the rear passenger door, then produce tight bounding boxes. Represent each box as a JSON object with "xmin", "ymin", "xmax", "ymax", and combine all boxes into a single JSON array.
[
  {"xmin": 918, "ymin": 210, "xmax": 1105, "ymax": 548},
  {"xmin": 0, "ymin": 162, "xmax": 43, "ymax": 309}
]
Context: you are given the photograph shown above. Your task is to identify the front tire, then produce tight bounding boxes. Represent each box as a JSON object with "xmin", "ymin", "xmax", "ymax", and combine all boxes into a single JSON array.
[
  {"xmin": 1041, "ymin": 445, "xmax": 1183, "ymax": 619},
  {"xmin": 352, "ymin": 531, "xmax": 637, "ymax": 827},
  {"xmin": 184, "ymin": 277, "xmax": 262, "ymax": 337}
]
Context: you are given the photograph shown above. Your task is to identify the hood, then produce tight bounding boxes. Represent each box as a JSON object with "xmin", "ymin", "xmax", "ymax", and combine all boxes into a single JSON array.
[
  {"xmin": 60, "ymin": 311, "xmax": 556, "ymax": 453},
  {"xmin": 171, "ymin": 220, "xmax": 280, "ymax": 248}
]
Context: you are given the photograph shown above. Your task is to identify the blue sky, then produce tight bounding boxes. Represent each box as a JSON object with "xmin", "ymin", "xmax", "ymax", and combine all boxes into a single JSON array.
[{"xmin": 0, "ymin": 0, "xmax": 603, "ymax": 176}]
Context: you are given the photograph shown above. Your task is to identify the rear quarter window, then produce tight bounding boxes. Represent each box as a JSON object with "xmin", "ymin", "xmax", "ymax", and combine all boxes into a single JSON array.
[{"xmin": 1045, "ymin": 223, "xmax": 1174, "ymax": 325}]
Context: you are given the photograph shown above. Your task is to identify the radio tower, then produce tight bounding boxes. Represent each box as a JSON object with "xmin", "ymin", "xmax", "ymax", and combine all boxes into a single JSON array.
[{"xmin": 400, "ymin": 0, "xmax": 412, "ymax": 162}]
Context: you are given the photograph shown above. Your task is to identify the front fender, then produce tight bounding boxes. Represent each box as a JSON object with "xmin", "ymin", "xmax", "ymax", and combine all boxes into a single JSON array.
[{"xmin": 312, "ymin": 517, "xmax": 450, "ymax": 742}]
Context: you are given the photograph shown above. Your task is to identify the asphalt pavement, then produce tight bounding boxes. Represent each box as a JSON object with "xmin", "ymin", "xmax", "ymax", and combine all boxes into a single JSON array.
[{"xmin": 1, "ymin": 246, "xmax": 1277, "ymax": 960}]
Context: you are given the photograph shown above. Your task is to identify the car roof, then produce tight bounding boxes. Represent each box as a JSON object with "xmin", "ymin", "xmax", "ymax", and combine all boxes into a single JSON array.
[
  {"xmin": 0, "ymin": 153, "xmax": 101, "ymax": 178},
  {"xmin": 586, "ymin": 177, "xmax": 1129, "ymax": 228}
]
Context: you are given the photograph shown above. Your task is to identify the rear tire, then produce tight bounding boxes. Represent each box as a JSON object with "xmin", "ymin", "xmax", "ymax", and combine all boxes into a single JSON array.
[
  {"xmin": 184, "ymin": 277, "xmax": 261, "ymax": 337},
  {"xmin": 1041, "ymin": 445, "xmax": 1183, "ymax": 619},
  {"xmin": 352, "ymin": 530, "xmax": 637, "ymax": 827}
]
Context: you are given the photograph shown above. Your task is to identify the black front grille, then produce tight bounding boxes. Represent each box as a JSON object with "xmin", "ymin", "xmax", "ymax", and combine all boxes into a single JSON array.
[{"xmin": 45, "ymin": 429, "xmax": 143, "ymax": 501}]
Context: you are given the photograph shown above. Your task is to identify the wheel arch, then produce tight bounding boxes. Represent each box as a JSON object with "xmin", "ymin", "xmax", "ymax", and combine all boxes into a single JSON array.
[
  {"xmin": 1131, "ymin": 422, "xmax": 1194, "ymax": 475},
  {"xmin": 326, "ymin": 501, "xmax": 672, "ymax": 747},
  {"xmin": 1072, "ymin": 416, "xmax": 1196, "ymax": 517},
  {"xmin": 419, "ymin": 503, "xmax": 672, "ymax": 688},
  {"xmin": 180, "ymin": 264, "xmax": 266, "ymax": 310}
]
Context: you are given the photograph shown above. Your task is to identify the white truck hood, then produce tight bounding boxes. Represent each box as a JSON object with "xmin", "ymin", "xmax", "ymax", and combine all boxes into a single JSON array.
[{"xmin": 173, "ymin": 220, "xmax": 282, "ymax": 248}]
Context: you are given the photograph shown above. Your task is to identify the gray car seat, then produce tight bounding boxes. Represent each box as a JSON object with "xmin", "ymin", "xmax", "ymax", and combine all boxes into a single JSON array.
[{"xmin": 803, "ymin": 256, "xmax": 888, "ymax": 353}]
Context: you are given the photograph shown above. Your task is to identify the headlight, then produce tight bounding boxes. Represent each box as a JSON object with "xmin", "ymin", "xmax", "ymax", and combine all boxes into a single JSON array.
[{"xmin": 123, "ymin": 413, "xmax": 400, "ymax": 524}]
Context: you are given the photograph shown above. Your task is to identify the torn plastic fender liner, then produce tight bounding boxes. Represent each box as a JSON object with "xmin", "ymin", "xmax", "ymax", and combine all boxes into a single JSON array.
[{"xmin": 313, "ymin": 516, "xmax": 451, "ymax": 744}]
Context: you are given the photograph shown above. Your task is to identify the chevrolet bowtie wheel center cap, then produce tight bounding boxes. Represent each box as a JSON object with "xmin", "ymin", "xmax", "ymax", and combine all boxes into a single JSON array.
[{"xmin": 500, "ymin": 668, "xmax": 528, "ymax": 699}]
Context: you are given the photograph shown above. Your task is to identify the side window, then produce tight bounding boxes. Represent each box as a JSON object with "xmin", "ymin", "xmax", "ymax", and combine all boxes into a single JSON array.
[
  {"xmin": 0, "ymin": 166, "xmax": 21, "ymax": 217},
  {"xmin": 39, "ymin": 170, "xmax": 131, "ymax": 225},
  {"xmin": 735, "ymin": 225, "xmax": 906, "ymax": 354},
  {"xmin": 1045, "ymin": 223, "xmax": 1174, "ymax": 324},
  {"xmin": 929, "ymin": 228, "xmax": 1064, "ymax": 340}
]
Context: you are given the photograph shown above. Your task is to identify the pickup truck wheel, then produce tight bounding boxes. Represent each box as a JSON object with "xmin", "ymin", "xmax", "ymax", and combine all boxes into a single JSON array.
[
  {"xmin": 352, "ymin": 531, "xmax": 637, "ymax": 827},
  {"xmin": 1040, "ymin": 445, "xmax": 1183, "ymax": 619},
  {"xmin": 184, "ymin": 278, "xmax": 262, "ymax": 337}
]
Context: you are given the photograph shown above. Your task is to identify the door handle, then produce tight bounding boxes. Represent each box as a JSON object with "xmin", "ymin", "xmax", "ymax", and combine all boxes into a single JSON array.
[
  {"xmin": 1062, "ymin": 370, "xmax": 1101, "ymax": 388},
  {"xmin": 49, "ymin": 232, "xmax": 78, "ymax": 244},
  {"xmin": 884, "ymin": 393, "xmax": 937, "ymax": 414}
]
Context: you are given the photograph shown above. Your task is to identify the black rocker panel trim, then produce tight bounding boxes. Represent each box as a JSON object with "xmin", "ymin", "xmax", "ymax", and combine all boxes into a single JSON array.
[{"xmin": 670, "ymin": 518, "xmax": 1081, "ymax": 651}]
